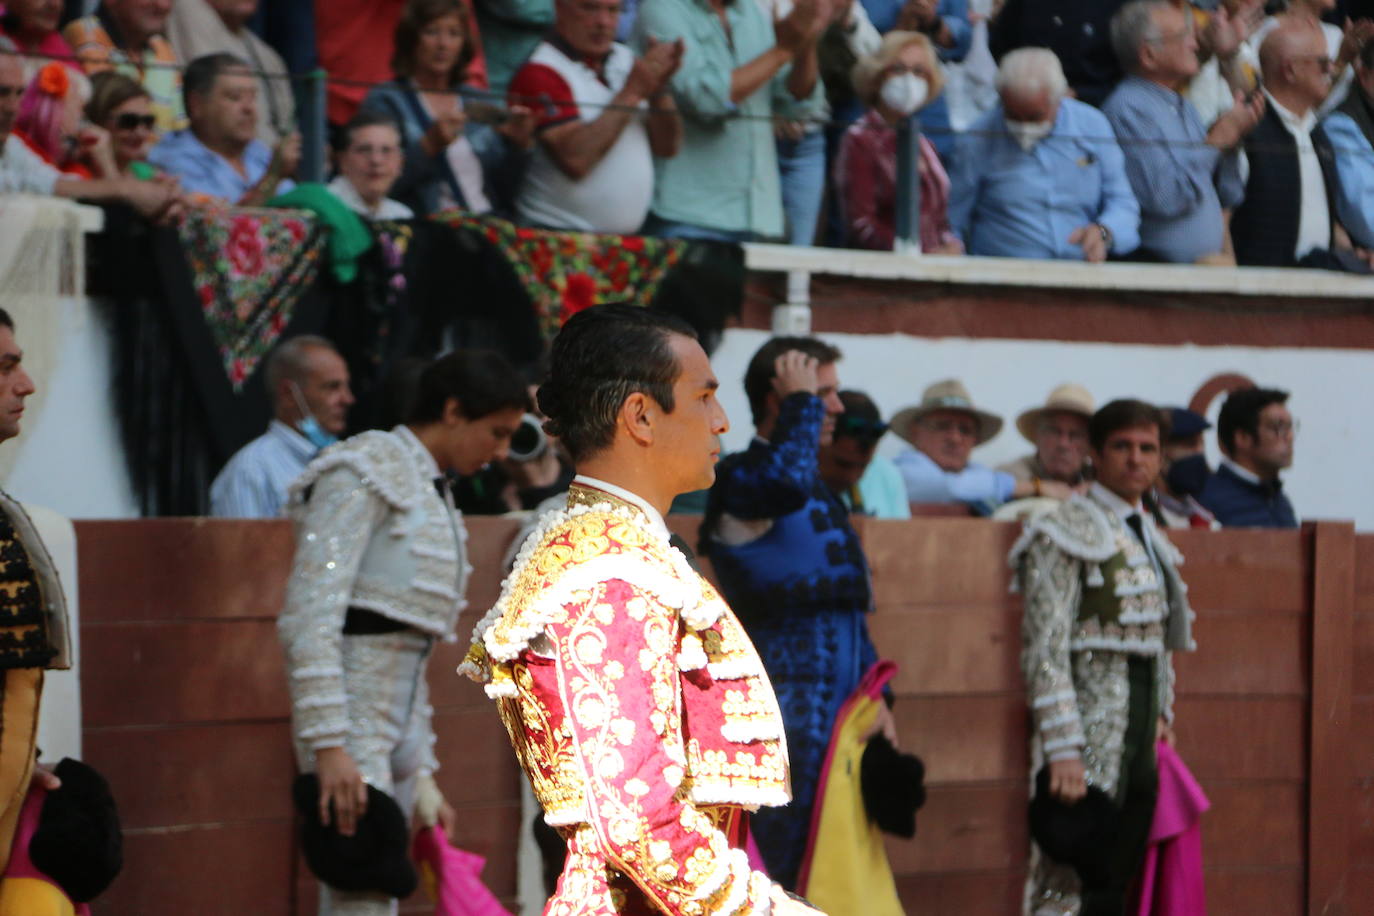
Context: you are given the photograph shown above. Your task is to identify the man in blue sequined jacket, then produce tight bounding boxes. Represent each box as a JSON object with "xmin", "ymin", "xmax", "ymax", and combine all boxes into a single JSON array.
[{"xmin": 700, "ymin": 337, "xmax": 895, "ymax": 891}]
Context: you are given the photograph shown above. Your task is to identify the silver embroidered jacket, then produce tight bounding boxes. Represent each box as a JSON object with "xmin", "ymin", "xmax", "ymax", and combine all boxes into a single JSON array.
[
  {"xmin": 1009, "ymin": 489, "xmax": 1194, "ymax": 768},
  {"xmin": 277, "ymin": 426, "xmax": 469, "ymax": 758}
]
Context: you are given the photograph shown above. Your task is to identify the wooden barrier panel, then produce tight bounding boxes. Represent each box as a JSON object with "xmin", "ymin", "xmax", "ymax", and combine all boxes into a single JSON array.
[{"xmin": 75, "ymin": 517, "xmax": 1354, "ymax": 914}]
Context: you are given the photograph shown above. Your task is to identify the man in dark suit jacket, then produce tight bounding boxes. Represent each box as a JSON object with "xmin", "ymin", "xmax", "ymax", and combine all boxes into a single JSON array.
[
  {"xmin": 1199, "ymin": 387, "xmax": 1299, "ymax": 528},
  {"xmin": 1233, "ymin": 21, "xmax": 1348, "ymax": 266}
]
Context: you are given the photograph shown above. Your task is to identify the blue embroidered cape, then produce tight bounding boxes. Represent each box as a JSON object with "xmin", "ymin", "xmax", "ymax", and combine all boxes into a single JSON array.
[{"xmin": 701, "ymin": 392, "xmax": 879, "ymax": 889}]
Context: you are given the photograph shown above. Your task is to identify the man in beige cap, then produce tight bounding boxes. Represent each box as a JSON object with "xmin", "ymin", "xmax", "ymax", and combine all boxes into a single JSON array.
[
  {"xmin": 893, "ymin": 379, "xmax": 1074, "ymax": 513},
  {"xmin": 997, "ymin": 383, "xmax": 1095, "ymax": 490}
]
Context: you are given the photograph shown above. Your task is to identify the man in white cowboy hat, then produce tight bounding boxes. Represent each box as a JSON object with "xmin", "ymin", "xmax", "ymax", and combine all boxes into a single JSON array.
[
  {"xmin": 997, "ymin": 382, "xmax": 1095, "ymax": 490},
  {"xmin": 893, "ymin": 378, "xmax": 1075, "ymax": 513}
]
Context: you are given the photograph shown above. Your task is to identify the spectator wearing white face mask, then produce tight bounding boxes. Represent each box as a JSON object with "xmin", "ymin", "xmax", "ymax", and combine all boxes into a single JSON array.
[
  {"xmin": 947, "ymin": 47, "xmax": 1140, "ymax": 261},
  {"xmin": 834, "ymin": 30, "xmax": 962, "ymax": 252}
]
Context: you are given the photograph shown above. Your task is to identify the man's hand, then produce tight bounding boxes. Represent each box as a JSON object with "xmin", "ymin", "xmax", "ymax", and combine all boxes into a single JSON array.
[
  {"xmin": 1068, "ymin": 223, "xmax": 1108, "ymax": 262},
  {"xmin": 775, "ymin": 0, "xmax": 826, "ymax": 54},
  {"xmin": 860, "ymin": 701, "xmax": 900, "ymax": 746},
  {"xmin": 122, "ymin": 178, "xmax": 183, "ymax": 223},
  {"xmin": 1202, "ymin": 0, "xmax": 1262, "ymax": 61},
  {"xmin": 1338, "ymin": 18, "xmax": 1374, "ymax": 70},
  {"xmin": 315, "ymin": 746, "xmax": 368, "ymax": 837},
  {"xmin": 771, "ymin": 350, "xmax": 820, "ymax": 398},
  {"xmin": 497, "ymin": 104, "xmax": 536, "ymax": 148},
  {"xmin": 272, "ymin": 131, "xmax": 303, "ymax": 179},
  {"xmin": 897, "ymin": 0, "xmax": 939, "ymax": 31},
  {"xmin": 423, "ymin": 107, "xmax": 467, "ymax": 156},
  {"xmin": 436, "ymin": 798, "xmax": 458, "ymax": 843},
  {"xmin": 1048, "ymin": 756, "xmax": 1087, "ymax": 803},
  {"xmin": 1156, "ymin": 716, "xmax": 1176, "ymax": 748},
  {"xmin": 1208, "ymin": 90, "xmax": 1264, "ymax": 149},
  {"xmin": 627, "ymin": 36, "xmax": 686, "ymax": 100},
  {"xmin": 31, "ymin": 763, "xmax": 60, "ymax": 792}
]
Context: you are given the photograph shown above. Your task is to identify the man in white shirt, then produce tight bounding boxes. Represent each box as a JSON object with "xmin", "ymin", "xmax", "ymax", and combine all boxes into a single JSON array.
[
  {"xmin": 210, "ymin": 336, "xmax": 355, "ymax": 518},
  {"xmin": 506, "ymin": 0, "xmax": 684, "ymax": 233},
  {"xmin": 1233, "ymin": 21, "xmax": 1351, "ymax": 266}
]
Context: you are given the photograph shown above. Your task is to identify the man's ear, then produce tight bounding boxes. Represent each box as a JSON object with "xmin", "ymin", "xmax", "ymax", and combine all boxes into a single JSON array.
[
  {"xmin": 763, "ymin": 388, "xmax": 780, "ymax": 422},
  {"xmin": 620, "ymin": 392, "xmax": 654, "ymax": 447},
  {"xmin": 443, "ymin": 395, "xmax": 465, "ymax": 426}
]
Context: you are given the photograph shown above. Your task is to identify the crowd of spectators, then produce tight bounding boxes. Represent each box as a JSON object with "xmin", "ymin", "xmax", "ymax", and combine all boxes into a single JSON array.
[
  {"xmin": 873, "ymin": 377, "xmax": 1300, "ymax": 528},
  {"xmin": 0, "ymin": 0, "xmax": 1371, "ymax": 268}
]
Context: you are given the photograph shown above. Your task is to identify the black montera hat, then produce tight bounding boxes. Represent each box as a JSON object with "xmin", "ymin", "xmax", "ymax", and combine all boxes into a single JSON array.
[
  {"xmin": 1027, "ymin": 766, "xmax": 1118, "ymax": 891},
  {"xmin": 30, "ymin": 758, "xmax": 124, "ymax": 903},
  {"xmin": 292, "ymin": 774, "xmax": 418, "ymax": 899},
  {"xmin": 861, "ymin": 734, "xmax": 927, "ymax": 839}
]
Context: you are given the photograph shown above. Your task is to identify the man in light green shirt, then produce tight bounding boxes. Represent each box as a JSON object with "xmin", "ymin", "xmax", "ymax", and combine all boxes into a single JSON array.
[{"xmin": 636, "ymin": 0, "xmax": 828, "ymax": 240}]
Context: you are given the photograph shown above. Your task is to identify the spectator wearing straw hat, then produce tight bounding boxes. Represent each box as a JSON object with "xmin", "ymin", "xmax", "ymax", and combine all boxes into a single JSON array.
[
  {"xmin": 997, "ymin": 382, "xmax": 1094, "ymax": 489},
  {"xmin": 834, "ymin": 30, "xmax": 962, "ymax": 253},
  {"xmin": 893, "ymin": 378, "xmax": 1075, "ymax": 513}
]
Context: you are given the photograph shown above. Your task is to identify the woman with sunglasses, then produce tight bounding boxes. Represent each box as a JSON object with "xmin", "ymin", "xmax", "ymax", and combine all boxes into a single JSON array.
[{"xmin": 84, "ymin": 71, "xmax": 160, "ymax": 180}]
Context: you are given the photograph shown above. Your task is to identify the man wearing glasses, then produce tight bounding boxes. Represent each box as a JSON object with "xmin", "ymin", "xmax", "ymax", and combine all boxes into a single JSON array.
[
  {"xmin": 818, "ymin": 390, "xmax": 910, "ymax": 519},
  {"xmin": 1102, "ymin": 0, "xmax": 1262, "ymax": 264},
  {"xmin": 1233, "ymin": 21, "xmax": 1350, "ymax": 266},
  {"xmin": 892, "ymin": 378, "xmax": 1073, "ymax": 515},
  {"xmin": 1199, "ymin": 386, "xmax": 1299, "ymax": 527}
]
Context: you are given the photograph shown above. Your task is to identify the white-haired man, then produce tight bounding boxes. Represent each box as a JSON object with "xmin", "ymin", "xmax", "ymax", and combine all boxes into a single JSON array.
[
  {"xmin": 948, "ymin": 47, "xmax": 1140, "ymax": 261},
  {"xmin": 1102, "ymin": 0, "xmax": 1262, "ymax": 264}
]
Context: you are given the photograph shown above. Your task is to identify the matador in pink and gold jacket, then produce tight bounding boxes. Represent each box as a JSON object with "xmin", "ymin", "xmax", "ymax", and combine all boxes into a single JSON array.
[{"xmin": 460, "ymin": 478, "xmax": 795, "ymax": 916}]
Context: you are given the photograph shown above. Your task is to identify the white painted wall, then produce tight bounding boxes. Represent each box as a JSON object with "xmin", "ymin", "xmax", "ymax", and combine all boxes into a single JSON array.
[
  {"xmin": 5, "ymin": 296, "xmax": 138, "ymax": 519},
  {"xmin": 708, "ymin": 329, "xmax": 1374, "ymax": 530}
]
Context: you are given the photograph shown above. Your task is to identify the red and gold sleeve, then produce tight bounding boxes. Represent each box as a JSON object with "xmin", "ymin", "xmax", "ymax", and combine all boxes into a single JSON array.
[{"xmin": 549, "ymin": 577, "xmax": 775, "ymax": 916}]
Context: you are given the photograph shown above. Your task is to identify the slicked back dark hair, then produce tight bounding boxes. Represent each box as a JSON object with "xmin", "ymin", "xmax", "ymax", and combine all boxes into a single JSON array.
[
  {"xmin": 1217, "ymin": 386, "xmax": 1289, "ymax": 455},
  {"xmin": 537, "ymin": 304, "xmax": 697, "ymax": 463},
  {"xmin": 0, "ymin": 308, "xmax": 13, "ymax": 331},
  {"xmin": 1089, "ymin": 398, "xmax": 1169, "ymax": 452},
  {"xmin": 406, "ymin": 349, "xmax": 529, "ymax": 424},
  {"xmin": 743, "ymin": 336, "xmax": 842, "ymax": 427}
]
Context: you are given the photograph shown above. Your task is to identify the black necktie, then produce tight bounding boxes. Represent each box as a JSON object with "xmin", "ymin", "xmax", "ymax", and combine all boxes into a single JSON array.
[
  {"xmin": 1125, "ymin": 513, "xmax": 1149, "ymax": 548},
  {"xmin": 433, "ymin": 475, "xmax": 452, "ymax": 501},
  {"xmin": 669, "ymin": 533, "xmax": 702, "ymax": 575}
]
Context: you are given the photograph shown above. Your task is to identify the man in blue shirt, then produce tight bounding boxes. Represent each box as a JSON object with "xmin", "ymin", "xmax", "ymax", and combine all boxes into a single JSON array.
[
  {"xmin": 1102, "ymin": 0, "xmax": 1260, "ymax": 264},
  {"xmin": 1324, "ymin": 39, "xmax": 1374, "ymax": 250},
  {"xmin": 1198, "ymin": 386, "xmax": 1299, "ymax": 528},
  {"xmin": 149, "ymin": 52, "xmax": 299, "ymax": 204},
  {"xmin": 892, "ymin": 378, "xmax": 1074, "ymax": 514},
  {"xmin": 210, "ymin": 336, "xmax": 355, "ymax": 518},
  {"xmin": 948, "ymin": 47, "xmax": 1140, "ymax": 260}
]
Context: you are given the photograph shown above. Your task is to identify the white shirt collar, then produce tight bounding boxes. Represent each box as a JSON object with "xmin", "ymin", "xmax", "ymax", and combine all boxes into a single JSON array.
[
  {"xmin": 573, "ymin": 474, "xmax": 669, "ymax": 539},
  {"xmin": 1262, "ymin": 90, "xmax": 1317, "ymax": 137},
  {"xmin": 1089, "ymin": 480, "xmax": 1145, "ymax": 520},
  {"xmin": 327, "ymin": 175, "xmax": 414, "ymax": 220},
  {"xmin": 268, "ymin": 418, "xmax": 317, "ymax": 461},
  {"xmin": 394, "ymin": 424, "xmax": 441, "ymax": 479},
  {"xmin": 1220, "ymin": 456, "xmax": 1262, "ymax": 485}
]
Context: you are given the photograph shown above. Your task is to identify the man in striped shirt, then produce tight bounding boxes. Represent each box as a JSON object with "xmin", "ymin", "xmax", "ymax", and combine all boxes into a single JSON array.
[{"xmin": 210, "ymin": 335, "xmax": 354, "ymax": 518}]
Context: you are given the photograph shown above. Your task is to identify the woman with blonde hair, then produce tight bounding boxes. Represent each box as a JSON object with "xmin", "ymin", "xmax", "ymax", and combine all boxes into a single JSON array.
[{"xmin": 833, "ymin": 30, "xmax": 963, "ymax": 253}]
